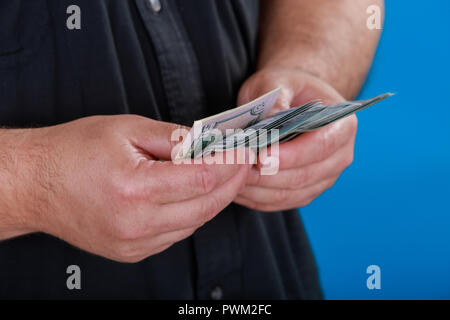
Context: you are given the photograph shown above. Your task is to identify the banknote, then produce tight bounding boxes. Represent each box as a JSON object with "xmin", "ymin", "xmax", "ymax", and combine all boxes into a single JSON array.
[
  {"xmin": 176, "ymin": 88, "xmax": 281, "ymax": 159},
  {"xmin": 178, "ymin": 91, "xmax": 394, "ymax": 159}
]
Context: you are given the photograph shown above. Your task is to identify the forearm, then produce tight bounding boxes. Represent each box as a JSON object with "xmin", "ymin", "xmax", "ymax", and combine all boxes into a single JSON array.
[
  {"xmin": 0, "ymin": 129, "xmax": 45, "ymax": 240},
  {"xmin": 258, "ymin": 0, "xmax": 384, "ymax": 99}
]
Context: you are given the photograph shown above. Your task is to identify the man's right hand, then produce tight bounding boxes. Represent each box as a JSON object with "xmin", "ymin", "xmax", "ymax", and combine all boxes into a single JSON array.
[{"xmin": 0, "ymin": 115, "xmax": 250, "ymax": 262}]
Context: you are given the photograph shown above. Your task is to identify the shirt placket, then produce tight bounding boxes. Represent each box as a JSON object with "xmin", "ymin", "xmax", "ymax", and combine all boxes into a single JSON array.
[
  {"xmin": 135, "ymin": 0, "xmax": 203, "ymax": 126},
  {"xmin": 134, "ymin": 0, "xmax": 243, "ymax": 299}
]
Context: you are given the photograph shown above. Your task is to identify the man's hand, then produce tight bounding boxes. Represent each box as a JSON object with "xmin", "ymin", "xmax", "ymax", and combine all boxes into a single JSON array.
[
  {"xmin": 238, "ymin": 0, "xmax": 384, "ymax": 211},
  {"xmin": 234, "ymin": 68, "xmax": 357, "ymax": 211},
  {"xmin": 0, "ymin": 115, "xmax": 250, "ymax": 262}
]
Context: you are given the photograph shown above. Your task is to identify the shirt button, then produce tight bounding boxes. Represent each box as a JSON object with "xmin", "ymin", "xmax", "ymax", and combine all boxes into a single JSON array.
[
  {"xmin": 210, "ymin": 286, "xmax": 223, "ymax": 300},
  {"xmin": 149, "ymin": 0, "xmax": 161, "ymax": 13}
]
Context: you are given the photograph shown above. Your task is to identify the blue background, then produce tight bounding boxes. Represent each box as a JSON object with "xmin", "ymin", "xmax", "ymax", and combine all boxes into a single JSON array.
[{"xmin": 300, "ymin": 0, "xmax": 450, "ymax": 299}]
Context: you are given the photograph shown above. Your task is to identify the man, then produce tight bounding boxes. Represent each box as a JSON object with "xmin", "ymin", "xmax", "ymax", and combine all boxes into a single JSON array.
[{"xmin": 0, "ymin": 0, "xmax": 382, "ymax": 299}]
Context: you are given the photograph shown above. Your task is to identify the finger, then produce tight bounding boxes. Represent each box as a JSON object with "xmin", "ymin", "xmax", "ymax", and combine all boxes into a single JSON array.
[
  {"xmin": 235, "ymin": 176, "xmax": 338, "ymax": 212},
  {"xmin": 110, "ymin": 225, "xmax": 198, "ymax": 262},
  {"xmin": 247, "ymin": 139, "xmax": 354, "ymax": 189},
  {"xmin": 113, "ymin": 243, "xmax": 174, "ymax": 263},
  {"xmin": 157, "ymin": 162, "xmax": 250, "ymax": 231},
  {"xmin": 237, "ymin": 69, "xmax": 344, "ymax": 115},
  {"xmin": 132, "ymin": 152, "xmax": 248, "ymax": 204},
  {"xmin": 237, "ymin": 176, "xmax": 338, "ymax": 208},
  {"xmin": 273, "ymin": 115, "xmax": 357, "ymax": 170},
  {"xmin": 148, "ymin": 226, "xmax": 197, "ymax": 248},
  {"xmin": 234, "ymin": 195, "xmax": 283, "ymax": 212}
]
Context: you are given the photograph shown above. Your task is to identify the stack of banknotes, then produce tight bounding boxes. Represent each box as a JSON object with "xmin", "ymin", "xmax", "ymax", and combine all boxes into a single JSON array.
[{"xmin": 176, "ymin": 88, "xmax": 393, "ymax": 159}]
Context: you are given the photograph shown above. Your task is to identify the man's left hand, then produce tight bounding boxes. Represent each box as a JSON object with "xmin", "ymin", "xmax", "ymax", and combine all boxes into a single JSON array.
[{"xmin": 234, "ymin": 67, "xmax": 358, "ymax": 211}]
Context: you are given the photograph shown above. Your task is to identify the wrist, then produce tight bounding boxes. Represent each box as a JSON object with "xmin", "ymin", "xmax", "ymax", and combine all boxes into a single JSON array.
[{"xmin": 0, "ymin": 128, "xmax": 50, "ymax": 239}]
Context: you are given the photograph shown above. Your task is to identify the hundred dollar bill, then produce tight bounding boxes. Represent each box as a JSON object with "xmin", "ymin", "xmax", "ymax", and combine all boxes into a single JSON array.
[{"xmin": 176, "ymin": 87, "xmax": 280, "ymax": 159}]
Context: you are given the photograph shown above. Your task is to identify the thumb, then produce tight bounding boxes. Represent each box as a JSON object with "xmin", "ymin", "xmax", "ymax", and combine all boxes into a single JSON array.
[
  {"xmin": 289, "ymin": 73, "xmax": 345, "ymax": 106},
  {"xmin": 131, "ymin": 117, "xmax": 190, "ymax": 161},
  {"xmin": 238, "ymin": 80, "xmax": 293, "ymax": 117}
]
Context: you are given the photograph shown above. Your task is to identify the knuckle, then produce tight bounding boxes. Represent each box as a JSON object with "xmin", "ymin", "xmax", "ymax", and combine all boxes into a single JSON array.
[
  {"xmin": 274, "ymin": 188, "xmax": 290, "ymax": 203},
  {"xmin": 318, "ymin": 129, "xmax": 331, "ymax": 161},
  {"xmin": 199, "ymin": 194, "xmax": 223, "ymax": 223},
  {"xmin": 113, "ymin": 242, "xmax": 142, "ymax": 262},
  {"xmin": 112, "ymin": 177, "xmax": 144, "ymax": 203},
  {"xmin": 196, "ymin": 165, "xmax": 217, "ymax": 194},
  {"xmin": 347, "ymin": 115, "xmax": 358, "ymax": 136},
  {"xmin": 112, "ymin": 215, "xmax": 144, "ymax": 241}
]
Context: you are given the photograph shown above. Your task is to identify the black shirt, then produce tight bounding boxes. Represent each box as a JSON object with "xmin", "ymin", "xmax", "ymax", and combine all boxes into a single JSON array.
[{"xmin": 0, "ymin": 0, "xmax": 322, "ymax": 299}]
